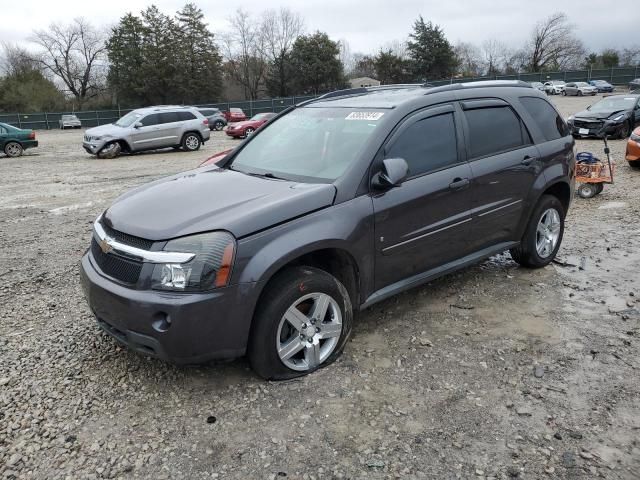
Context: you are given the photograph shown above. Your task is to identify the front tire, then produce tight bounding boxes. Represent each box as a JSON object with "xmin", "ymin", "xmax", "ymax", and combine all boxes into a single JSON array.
[
  {"xmin": 243, "ymin": 127, "xmax": 255, "ymax": 139},
  {"xmin": 4, "ymin": 141, "xmax": 23, "ymax": 158},
  {"xmin": 181, "ymin": 133, "xmax": 201, "ymax": 151},
  {"xmin": 629, "ymin": 161, "xmax": 640, "ymax": 170},
  {"xmin": 248, "ymin": 266, "xmax": 353, "ymax": 380},
  {"xmin": 510, "ymin": 195, "xmax": 565, "ymax": 268},
  {"xmin": 97, "ymin": 142, "xmax": 121, "ymax": 159},
  {"xmin": 617, "ymin": 122, "xmax": 631, "ymax": 139}
]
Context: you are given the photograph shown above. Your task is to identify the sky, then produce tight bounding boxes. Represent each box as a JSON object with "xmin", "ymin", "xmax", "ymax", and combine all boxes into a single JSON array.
[{"xmin": 1, "ymin": 0, "xmax": 636, "ymax": 55}]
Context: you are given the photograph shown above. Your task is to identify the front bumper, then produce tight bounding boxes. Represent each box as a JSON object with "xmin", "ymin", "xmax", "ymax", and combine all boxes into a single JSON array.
[
  {"xmin": 80, "ymin": 252, "xmax": 262, "ymax": 364},
  {"xmin": 568, "ymin": 121, "xmax": 625, "ymax": 138},
  {"xmin": 82, "ymin": 141, "xmax": 104, "ymax": 155},
  {"xmin": 226, "ymin": 129, "xmax": 243, "ymax": 138}
]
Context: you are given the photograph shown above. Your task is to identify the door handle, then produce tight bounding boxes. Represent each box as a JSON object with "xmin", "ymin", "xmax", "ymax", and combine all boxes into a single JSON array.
[
  {"xmin": 449, "ymin": 177, "xmax": 470, "ymax": 190},
  {"xmin": 521, "ymin": 156, "xmax": 537, "ymax": 166}
]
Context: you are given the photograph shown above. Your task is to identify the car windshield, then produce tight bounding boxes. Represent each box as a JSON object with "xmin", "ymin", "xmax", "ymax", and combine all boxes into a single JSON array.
[
  {"xmin": 552, "ymin": 81, "xmax": 565, "ymax": 85},
  {"xmin": 251, "ymin": 114, "xmax": 271, "ymax": 121},
  {"xmin": 589, "ymin": 96, "xmax": 637, "ymax": 112},
  {"xmin": 115, "ymin": 112, "xmax": 143, "ymax": 127},
  {"xmin": 229, "ymin": 107, "xmax": 385, "ymax": 182},
  {"xmin": 575, "ymin": 82, "xmax": 588, "ymax": 87},
  {"xmin": 62, "ymin": 115, "xmax": 77, "ymax": 120},
  {"xmin": 592, "ymin": 80, "xmax": 607, "ymax": 84}
]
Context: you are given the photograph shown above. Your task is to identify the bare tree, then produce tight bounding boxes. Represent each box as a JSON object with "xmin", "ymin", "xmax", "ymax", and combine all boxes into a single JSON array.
[
  {"xmin": 620, "ymin": 46, "xmax": 640, "ymax": 67},
  {"xmin": 524, "ymin": 12, "xmax": 585, "ymax": 71},
  {"xmin": 482, "ymin": 39, "xmax": 507, "ymax": 76},
  {"xmin": 381, "ymin": 40, "xmax": 409, "ymax": 60},
  {"xmin": 221, "ymin": 9, "xmax": 268, "ymax": 100},
  {"xmin": 261, "ymin": 7, "xmax": 303, "ymax": 97},
  {"xmin": 338, "ymin": 39, "xmax": 355, "ymax": 78},
  {"xmin": 0, "ymin": 42, "xmax": 39, "ymax": 76},
  {"xmin": 31, "ymin": 18, "xmax": 106, "ymax": 107},
  {"xmin": 454, "ymin": 41, "xmax": 482, "ymax": 77}
]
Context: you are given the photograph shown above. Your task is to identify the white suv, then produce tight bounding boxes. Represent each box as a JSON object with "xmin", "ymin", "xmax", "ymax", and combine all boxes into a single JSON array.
[{"xmin": 83, "ymin": 106, "xmax": 211, "ymax": 159}]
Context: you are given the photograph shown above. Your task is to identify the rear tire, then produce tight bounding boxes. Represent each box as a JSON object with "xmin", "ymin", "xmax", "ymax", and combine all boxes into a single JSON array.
[
  {"xmin": 97, "ymin": 142, "xmax": 121, "ymax": 159},
  {"xmin": 181, "ymin": 132, "xmax": 201, "ymax": 151},
  {"xmin": 214, "ymin": 121, "xmax": 225, "ymax": 131},
  {"xmin": 577, "ymin": 183, "xmax": 599, "ymax": 198},
  {"xmin": 248, "ymin": 266, "xmax": 353, "ymax": 380},
  {"xmin": 510, "ymin": 195, "xmax": 565, "ymax": 268},
  {"xmin": 4, "ymin": 141, "xmax": 23, "ymax": 158},
  {"xmin": 628, "ymin": 161, "xmax": 640, "ymax": 170}
]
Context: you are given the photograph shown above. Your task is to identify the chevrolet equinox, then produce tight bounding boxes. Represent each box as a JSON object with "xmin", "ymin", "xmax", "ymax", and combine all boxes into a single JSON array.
[{"xmin": 80, "ymin": 81, "xmax": 575, "ymax": 379}]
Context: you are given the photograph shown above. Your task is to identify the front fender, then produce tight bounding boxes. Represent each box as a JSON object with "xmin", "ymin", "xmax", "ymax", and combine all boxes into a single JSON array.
[{"xmin": 232, "ymin": 195, "xmax": 375, "ymax": 300}]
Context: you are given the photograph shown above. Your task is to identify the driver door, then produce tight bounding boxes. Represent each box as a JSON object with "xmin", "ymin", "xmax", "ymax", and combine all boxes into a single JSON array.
[{"xmin": 372, "ymin": 104, "xmax": 474, "ymax": 291}]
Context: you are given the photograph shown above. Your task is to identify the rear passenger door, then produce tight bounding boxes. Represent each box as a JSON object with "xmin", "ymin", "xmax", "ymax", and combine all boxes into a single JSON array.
[
  {"xmin": 158, "ymin": 112, "xmax": 182, "ymax": 147},
  {"xmin": 372, "ymin": 105, "xmax": 474, "ymax": 291},
  {"xmin": 461, "ymin": 99, "xmax": 540, "ymax": 251}
]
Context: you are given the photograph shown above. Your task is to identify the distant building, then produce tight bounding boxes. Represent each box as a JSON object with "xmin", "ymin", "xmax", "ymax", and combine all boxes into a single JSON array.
[{"xmin": 349, "ymin": 77, "xmax": 381, "ymax": 88}]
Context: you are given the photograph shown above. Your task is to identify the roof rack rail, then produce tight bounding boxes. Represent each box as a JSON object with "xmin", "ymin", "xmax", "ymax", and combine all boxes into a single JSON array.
[{"xmin": 423, "ymin": 80, "xmax": 533, "ymax": 95}]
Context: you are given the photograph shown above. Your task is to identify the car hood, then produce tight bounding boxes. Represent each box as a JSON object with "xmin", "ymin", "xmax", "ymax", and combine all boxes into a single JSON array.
[
  {"xmin": 574, "ymin": 108, "xmax": 630, "ymax": 120},
  {"xmin": 85, "ymin": 124, "xmax": 120, "ymax": 136},
  {"xmin": 103, "ymin": 167, "xmax": 336, "ymax": 240}
]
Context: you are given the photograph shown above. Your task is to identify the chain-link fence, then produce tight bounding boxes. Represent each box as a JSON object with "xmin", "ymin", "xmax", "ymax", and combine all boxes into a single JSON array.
[{"xmin": 1, "ymin": 66, "xmax": 638, "ymax": 130}]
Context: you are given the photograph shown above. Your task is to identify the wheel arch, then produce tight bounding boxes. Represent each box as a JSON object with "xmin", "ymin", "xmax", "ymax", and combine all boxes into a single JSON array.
[{"xmin": 182, "ymin": 130, "xmax": 203, "ymax": 142}]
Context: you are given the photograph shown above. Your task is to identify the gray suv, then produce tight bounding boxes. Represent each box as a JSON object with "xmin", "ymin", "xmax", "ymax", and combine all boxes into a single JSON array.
[
  {"xmin": 83, "ymin": 106, "xmax": 210, "ymax": 159},
  {"xmin": 81, "ymin": 81, "xmax": 575, "ymax": 380}
]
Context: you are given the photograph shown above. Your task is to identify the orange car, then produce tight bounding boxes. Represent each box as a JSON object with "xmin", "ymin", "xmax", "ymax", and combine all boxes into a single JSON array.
[{"xmin": 627, "ymin": 127, "xmax": 640, "ymax": 169}]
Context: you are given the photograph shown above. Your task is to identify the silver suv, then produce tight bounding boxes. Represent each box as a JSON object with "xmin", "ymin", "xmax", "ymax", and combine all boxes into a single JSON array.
[{"xmin": 83, "ymin": 106, "xmax": 211, "ymax": 159}]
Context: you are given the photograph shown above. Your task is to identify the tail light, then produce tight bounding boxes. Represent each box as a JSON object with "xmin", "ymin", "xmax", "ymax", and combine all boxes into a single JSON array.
[
  {"xmin": 203, "ymin": 119, "xmax": 209, "ymax": 126},
  {"xmin": 28, "ymin": 132, "xmax": 36, "ymax": 140}
]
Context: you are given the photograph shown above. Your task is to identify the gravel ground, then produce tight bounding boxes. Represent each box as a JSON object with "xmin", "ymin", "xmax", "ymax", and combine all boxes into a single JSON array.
[{"xmin": 1, "ymin": 96, "xmax": 639, "ymax": 480}]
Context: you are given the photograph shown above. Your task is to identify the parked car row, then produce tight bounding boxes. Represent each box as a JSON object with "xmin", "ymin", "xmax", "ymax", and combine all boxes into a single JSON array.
[{"xmin": 536, "ymin": 79, "xmax": 617, "ymax": 95}]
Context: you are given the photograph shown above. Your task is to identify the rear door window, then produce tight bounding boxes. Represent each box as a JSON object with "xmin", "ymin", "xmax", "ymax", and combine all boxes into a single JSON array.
[
  {"xmin": 176, "ymin": 111, "xmax": 196, "ymax": 121},
  {"xmin": 386, "ymin": 112, "xmax": 459, "ymax": 178},
  {"xmin": 159, "ymin": 112, "xmax": 179, "ymax": 124},
  {"xmin": 463, "ymin": 106, "xmax": 530, "ymax": 159},
  {"xmin": 140, "ymin": 114, "xmax": 160, "ymax": 127},
  {"xmin": 519, "ymin": 96, "xmax": 569, "ymax": 141}
]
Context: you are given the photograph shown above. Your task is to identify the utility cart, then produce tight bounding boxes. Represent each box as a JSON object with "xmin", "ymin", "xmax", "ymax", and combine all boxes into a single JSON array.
[{"xmin": 575, "ymin": 137, "xmax": 615, "ymax": 199}]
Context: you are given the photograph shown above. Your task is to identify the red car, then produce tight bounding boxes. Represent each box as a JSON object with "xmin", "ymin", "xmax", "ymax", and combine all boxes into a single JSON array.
[
  {"xmin": 225, "ymin": 112, "xmax": 276, "ymax": 139},
  {"xmin": 223, "ymin": 108, "xmax": 247, "ymax": 123},
  {"xmin": 199, "ymin": 148, "xmax": 233, "ymax": 167}
]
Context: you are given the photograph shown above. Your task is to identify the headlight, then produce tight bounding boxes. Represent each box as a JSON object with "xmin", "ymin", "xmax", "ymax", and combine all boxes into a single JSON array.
[
  {"xmin": 567, "ymin": 115, "xmax": 574, "ymax": 122},
  {"xmin": 611, "ymin": 114, "xmax": 627, "ymax": 122},
  {"xmin": 631, "ymin": 132, "xmax": 640, "ymax": 142},
  {"xmin": 151, "ymin": 231, "xmax": 236, "ymax": 292}
]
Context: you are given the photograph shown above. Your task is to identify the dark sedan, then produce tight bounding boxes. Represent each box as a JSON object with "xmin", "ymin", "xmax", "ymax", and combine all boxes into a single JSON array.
[
  {"xmin": 0, "ymin": 122, "xmax": 38, "ymax": 157},
  {"xmin": 589, "ymin": 80, "xmax": 614, "ymax": 93},
  {"xmin": 567, "ymin": 94, "xmax": 640, "ymax": 139}
]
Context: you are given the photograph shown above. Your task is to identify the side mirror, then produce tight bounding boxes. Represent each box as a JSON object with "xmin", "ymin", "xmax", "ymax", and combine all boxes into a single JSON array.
[
  {"xmin": 372, "ymin": 157, "xmax": 409, "ymax": 189},
  {"xmin": 134, "ymin": 122, "xmax": 143, "ymax": 129}
]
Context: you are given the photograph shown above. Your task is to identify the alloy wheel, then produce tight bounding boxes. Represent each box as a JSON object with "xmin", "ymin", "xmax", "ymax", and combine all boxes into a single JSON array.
[
  {"xmin": 535, "ymin": 208, "xmax": 561, "ymax": 258},
  {"xmin": 276, "ymin": 292, "xmax": 342, "ymax": 371},
  {"xmin": 185, "ymin": 135, "xmax": 200, "ymax": 150},
  {"xmin": 4, "ymin": 142, "xmax": 23, "ymax": 157}
]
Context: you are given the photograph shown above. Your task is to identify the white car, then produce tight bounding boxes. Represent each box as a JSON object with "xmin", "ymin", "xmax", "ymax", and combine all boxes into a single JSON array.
[
  {"xmin": 59, "ymin": 114, "xmax": 82, "ymax": 129},
  {"xmin": 563, "ymin": 82, "xmax": 597, "ymax": 97},
  {"xmin": 544, "ymin": 81, "xmax": 566, "ymax": 95}
]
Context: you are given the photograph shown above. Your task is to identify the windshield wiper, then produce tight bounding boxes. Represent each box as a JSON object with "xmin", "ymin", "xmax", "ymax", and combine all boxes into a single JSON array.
[{"xmin": 230, "ymin": 166, "xmax": 285, "ymax": 180}]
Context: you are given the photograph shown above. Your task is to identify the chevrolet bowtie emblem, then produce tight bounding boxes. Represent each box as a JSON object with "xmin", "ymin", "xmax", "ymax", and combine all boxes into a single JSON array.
[{"xmin": 99, "ymin": 237, "xmax": 113, "ymax": 254}]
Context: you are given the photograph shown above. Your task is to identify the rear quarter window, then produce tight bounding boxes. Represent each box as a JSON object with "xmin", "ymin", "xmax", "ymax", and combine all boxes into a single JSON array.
[{"xmin": 519, "ymin": 96, "xmax": 569, "ymax": 141}]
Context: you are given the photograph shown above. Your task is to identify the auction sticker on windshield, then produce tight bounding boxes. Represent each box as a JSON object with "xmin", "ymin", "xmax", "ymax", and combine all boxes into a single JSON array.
[{"xmin": 346, "ymin": 112, "xmax": 385, "ymax": 121}]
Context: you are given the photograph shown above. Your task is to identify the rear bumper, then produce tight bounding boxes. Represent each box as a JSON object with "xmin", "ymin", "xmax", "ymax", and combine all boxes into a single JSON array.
[
  {"xmin": 22, "ymin": 140, "xmax": 38, "ymax": 150},
  {"xmin": 80, "ymin": 253, "xmax": 263, "ymax": 364}
]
